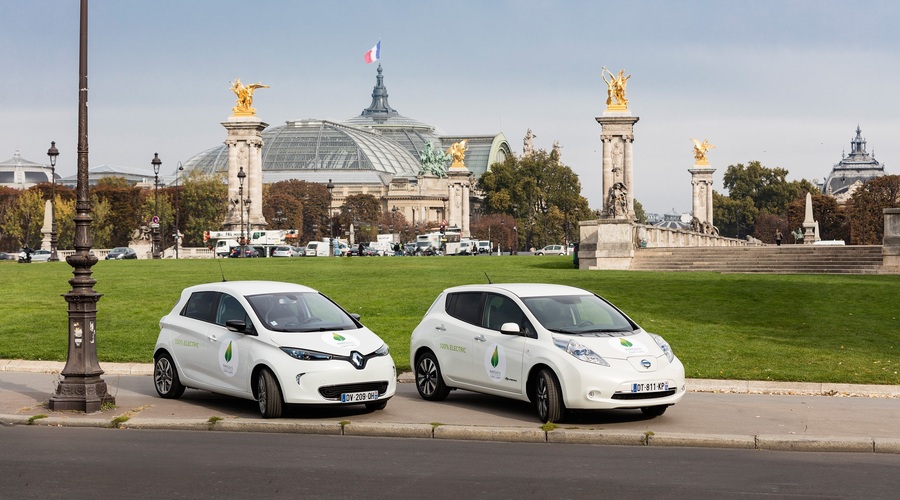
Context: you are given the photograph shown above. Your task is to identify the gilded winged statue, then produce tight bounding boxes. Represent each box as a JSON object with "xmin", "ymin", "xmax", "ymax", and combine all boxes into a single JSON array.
[
  {"xmin": 230, "ymin": 78, "xmax": 269, "ymax": 114},
  {"xmin": 690, "ymin": 138, "xmax": 715, "ymax": 163}
]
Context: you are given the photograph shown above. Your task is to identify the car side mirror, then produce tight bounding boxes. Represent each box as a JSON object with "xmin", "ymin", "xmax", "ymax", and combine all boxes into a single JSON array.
[
  {"xmin": 350, "ymin": 313, "xmax": 361, "ymax": 321},
  {"xmin": 500, "ymin": 322, "xmax": 522, "ymax": 335},
  {"xmin": 225, "ymin": 319, "xmax": 256, "ymax": 336}
]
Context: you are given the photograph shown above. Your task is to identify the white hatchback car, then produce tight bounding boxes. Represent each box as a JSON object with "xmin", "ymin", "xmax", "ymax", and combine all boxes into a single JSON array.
[
  {"xmin": 153, "ymin": 281, "xmax": 396, "ymax": 418},
  {"xmin": 410, "ymin": 284, "xmax": 685, "ymax": 422}
]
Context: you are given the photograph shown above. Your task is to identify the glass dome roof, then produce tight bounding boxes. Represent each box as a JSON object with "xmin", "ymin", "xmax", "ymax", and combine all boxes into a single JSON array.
[{"xmin": 183, "ymin": 119, "xmax": 421, "ymax": 177}]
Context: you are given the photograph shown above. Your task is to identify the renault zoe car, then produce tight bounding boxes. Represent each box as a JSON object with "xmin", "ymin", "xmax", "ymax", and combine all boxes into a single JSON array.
[
  {"xmin": 153, "ymin": 281, "xmax": 396, "ymax": 418},
  {"xmin": 410, "ymin": 284, "xmax": 685, "ymax": 423}
]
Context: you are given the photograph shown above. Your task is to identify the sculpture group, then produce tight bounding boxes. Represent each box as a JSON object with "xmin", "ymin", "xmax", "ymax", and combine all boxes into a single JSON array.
[
  {"xmin": 601, "ymin": 67, "xmax": 631, "ymax": 109},
  {"xmin": 230, "ymin": 78, "xmax": 269, "ymax": 116}
]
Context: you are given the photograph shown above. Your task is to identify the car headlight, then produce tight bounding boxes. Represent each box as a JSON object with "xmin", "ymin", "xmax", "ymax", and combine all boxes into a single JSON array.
[
  {"xmin": 373, "ymin": 343, "xmax": 390, "ymax": 357},
  {"xmin": 553, "ymin": 337, "xmax": 609, "ymax": 366},
  {"xmin": 281, "ymin": 347, "xmax": 332, "ymax": 361},
  {"xmin": 649, "ymin": 333, "xmax": 675, "ymax": 363}
]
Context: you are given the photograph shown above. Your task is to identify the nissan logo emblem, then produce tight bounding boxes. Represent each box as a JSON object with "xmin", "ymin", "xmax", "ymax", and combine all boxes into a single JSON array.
[{"xmin": 640, "ymin": 359, "xmax": 652, "ymax": 369}]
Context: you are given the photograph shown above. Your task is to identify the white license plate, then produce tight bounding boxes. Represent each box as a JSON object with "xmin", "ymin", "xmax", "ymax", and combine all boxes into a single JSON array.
[
  {"xmin": 632, "ymin": 381, "xmax": 668, "ymax": 393},
  {"xmin": 340, "ymin": 391, "xmax": 379, "ymax": 403}
]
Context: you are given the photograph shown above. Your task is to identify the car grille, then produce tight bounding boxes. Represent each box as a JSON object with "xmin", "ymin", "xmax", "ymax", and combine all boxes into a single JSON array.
[
  {"xmin": 611, "ymin": 389, "xmax": 677, "ymax": 400},
  {"xmin": 318, "ymin": 382, "xmax": 389, "ymax": 400}
]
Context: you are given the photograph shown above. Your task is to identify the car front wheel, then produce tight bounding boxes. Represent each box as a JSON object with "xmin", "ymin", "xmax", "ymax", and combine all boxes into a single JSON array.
[
  {"xmin": 256, "ymin": 369, "xmax": 283, "ymax": 418},
  {"xmin": 535, "ymin": 369, "xmax": 565, "ymax": 423},
  {"xmin": 415, "ymin": 351, "xmax": 451, "ymax": 401},
  {"xmin": 153, "ymin": 353, "xmax": 185, "ymax": 399}
]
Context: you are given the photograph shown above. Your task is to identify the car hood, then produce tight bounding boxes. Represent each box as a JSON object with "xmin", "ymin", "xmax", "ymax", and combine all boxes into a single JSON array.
[
  {"xmin": 553, "ymin": 330, "xmax": 664, "ymax": 360},
  {"xmin": 265, "ymin": 328, "xmax": 386, "ymax": 355}
]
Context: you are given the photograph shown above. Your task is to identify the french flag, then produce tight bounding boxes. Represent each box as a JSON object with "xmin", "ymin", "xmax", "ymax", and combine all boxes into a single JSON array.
[{"xmin": 364, "ymin": 41, "xmax": 381, "ymax": 64}]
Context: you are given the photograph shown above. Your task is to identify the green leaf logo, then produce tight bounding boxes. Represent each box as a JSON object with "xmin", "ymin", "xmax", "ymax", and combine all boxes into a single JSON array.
[
  {"xmin": 224, "ymin": 341, "xmax": 233, "ymax": 362},
  {"xmin": 620, "ymin": 338, "xmax": 633, "ymax": 347},
  {"xmin": 491, "ymin": 346, "xmax": 499, "ymax": 368},
  {"xmin": 333, "ymin": 333, "xmax": 346, "ymax": 342}
]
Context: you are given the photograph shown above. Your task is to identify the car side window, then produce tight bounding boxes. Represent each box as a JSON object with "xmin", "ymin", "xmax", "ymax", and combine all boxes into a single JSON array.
[
  {"xmin": 216, "ymin": 293, "xmax": 248, "ymax": 327},
  {"xmin": 483, "ymin": 293, "xmax": 536, "ymax": 338},
  {"xmin": 181, "ymin": 291, "xmax": 218, "ymax": 323},
  {"xmin": 445, "ymin": 292, "xmax": 484, "ymax": 326}
]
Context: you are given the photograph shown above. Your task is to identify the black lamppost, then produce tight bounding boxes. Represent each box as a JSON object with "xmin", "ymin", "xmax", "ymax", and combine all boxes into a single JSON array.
[
  {"xmin": 150, "ymin": 153, "xmax": 161, "ymax": 259},
  {"xmin": 174, "ymin": 161, "xmax": 183, "ymax": 259},
  {"xmin": 47, "ymin": 141, "xmax": 60, "ymax": 262},
  {"xmin": 326, "ymin": 178, "xmax": 335, "ymax": 240},
  {"xmin": 49, "ymin": 0, "xmax": 115, "ymax": 412},
  {"xmin": 512, "ymin": 204, "xmax": 519, "ymax": 255},
  {"xmin": 237, "ymin": 166, "xmax": 249, "ymax": 257}
]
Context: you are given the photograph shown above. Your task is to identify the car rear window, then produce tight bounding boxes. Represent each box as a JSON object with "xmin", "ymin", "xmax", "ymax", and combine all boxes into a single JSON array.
[
  {"xmin": 181, "ymin": 291, "xmax": 218, "ymax": 323},
  {"xmin": 445, "ymin": 292, "xmax": 483, "ymax": 326}
]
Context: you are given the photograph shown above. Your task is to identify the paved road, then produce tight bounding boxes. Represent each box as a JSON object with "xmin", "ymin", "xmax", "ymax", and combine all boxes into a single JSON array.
[
  {"xmin": 4, "ymin": 426, "xmax": 900, "ymax": 499},
  {"xmin": 1, "ymin": 360, "xmax": 899, "ymax": 453}
]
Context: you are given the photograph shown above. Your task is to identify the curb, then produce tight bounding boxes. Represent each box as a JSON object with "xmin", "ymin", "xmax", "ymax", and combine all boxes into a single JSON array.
[{"xmin": 4, "ymin": 413, "xmax": 896, "ymax": 454}]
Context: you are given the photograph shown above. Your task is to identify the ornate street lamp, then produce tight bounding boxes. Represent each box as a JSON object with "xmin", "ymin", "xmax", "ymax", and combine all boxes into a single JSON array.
[
  {"xmin": 326, "ymin": 178, "xmax": 335, "ymax": 256},
  {"xmin": 174, "ymin": 161, "xmax": 183, "ymax": 259},
  {"xmin": 237, "ymin": 166, "xmax": 248, "ymax": 257},
  {"xmin": 49, "ymin": 0, "xmax": 115, "ymax": 412},
  {"xmin": 47, "ymin": 141, "xmax": 60, "ymax": 262},
  {"xmin": 150, "ymin": 153, "xmax": 161, "ymax": 259}
]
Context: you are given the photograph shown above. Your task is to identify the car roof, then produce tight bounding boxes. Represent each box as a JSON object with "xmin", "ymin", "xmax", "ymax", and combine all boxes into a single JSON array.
[
  {"xmin": 182, "ymin": 280, "xmax": 319, "ymax": 297},
  {"xmin": 440, "ymin": 283, "xmax": 594, "ymax": 298}
]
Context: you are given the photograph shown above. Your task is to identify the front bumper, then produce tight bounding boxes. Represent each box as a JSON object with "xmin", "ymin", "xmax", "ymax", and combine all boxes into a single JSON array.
[{"xmin": 276, "ymin": 355, "xmax": 397, "ymax": 405}]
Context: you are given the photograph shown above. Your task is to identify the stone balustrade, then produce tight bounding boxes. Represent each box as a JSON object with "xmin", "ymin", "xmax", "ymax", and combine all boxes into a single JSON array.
[{"xmin": 635, "ymin": 224, "xmax": 756, "ymax": 248}]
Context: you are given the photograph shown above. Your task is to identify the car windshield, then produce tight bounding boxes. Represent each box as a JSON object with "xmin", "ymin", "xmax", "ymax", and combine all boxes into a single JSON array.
[
  {"xmin": 521, "ymin": 294, "xmax": 636, "ymax": 335},
  {"xmin": 111, "ymin": 247, "xmax": 127, "ymax": 252},
  {"xmin": 246, "ymin": 292, "xmax": 358, "ymax": 333}
]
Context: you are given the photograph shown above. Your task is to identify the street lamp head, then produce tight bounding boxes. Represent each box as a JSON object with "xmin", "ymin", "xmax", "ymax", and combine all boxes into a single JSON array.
[
  {"xmin": 237, "ymin": 166, "xmax": 246, "ymax": 187},
  {"xmin": 326, "ymin": 178, "xmax": 334, "ymax": 194},
  {"xmin": 151, "ymin": 152, "xmax": 161, "ymax": 175},
  {"xmin": 47, "ymin": 141, "xmax": 59, "ymax": 168}
]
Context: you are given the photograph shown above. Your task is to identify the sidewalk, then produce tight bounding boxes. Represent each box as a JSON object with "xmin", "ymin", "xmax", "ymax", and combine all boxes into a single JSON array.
[{"xmin": 2, "ymin": 360, "xmax": 899, "ymax": 453}]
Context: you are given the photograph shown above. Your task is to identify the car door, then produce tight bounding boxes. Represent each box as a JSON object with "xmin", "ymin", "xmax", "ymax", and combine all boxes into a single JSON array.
[
  {"xmin": 202, "ymin": 292, "xmax": 254, "ymax": 396},
  {"xmin": 468, "ymin": 293, "xmax": 530, "ymax": 396},
  {"xmin": 173, "ymin": 290, "xmax": 219, "ymax": 388},
  {"xmin": 432, "ymin": 292, "xmax": 482, "ymax": 386}
]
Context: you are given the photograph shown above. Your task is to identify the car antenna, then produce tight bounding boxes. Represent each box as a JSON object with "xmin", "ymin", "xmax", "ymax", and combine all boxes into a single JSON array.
[
  {"xmin": 484, "ymin": 272, "xmax": 493, "ymax": 284},
  {"xmin": 217, "ymin": 258, "xmax": 227, "ymax": 282}
]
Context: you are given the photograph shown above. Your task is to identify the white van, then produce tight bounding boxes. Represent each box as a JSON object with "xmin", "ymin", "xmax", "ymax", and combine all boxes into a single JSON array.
[
  {"xmin": 214, "ymin": 239, "xmax": 240, "ymax": 257},
  {"xmin": 305, "ymin": 241, "xmax": 329, "ymax": 257},
  {"xmin": 477, "ymin": 241, "xmax": 492, "ymax": 254}
]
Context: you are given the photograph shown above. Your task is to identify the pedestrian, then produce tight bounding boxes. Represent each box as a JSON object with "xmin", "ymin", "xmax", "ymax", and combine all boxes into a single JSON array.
[{"xmin": 775, "ymin": 228, "xmax": 783, "ymax": 246}]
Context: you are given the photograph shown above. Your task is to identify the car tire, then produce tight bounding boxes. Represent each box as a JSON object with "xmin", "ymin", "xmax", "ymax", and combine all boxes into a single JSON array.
[
  {"xmin": 256, "ymin": 369, "xmax": 283, "ymax": 418},
  {"xmin": 365, "ymin": 399, "xmax": 388, "ymax": 411},
  {"xmin": 535, "ymin": 368, "xmax": 565, "ymax": 423},
  {"xmin": 640, "ymin": 405, "xmax": 668, "ymax": 417},
  {"xmin": 415, "ymin": 351, "xmax": 451, "ymax": 401},
  {"xmin": 153, "ymin": 352, "xmax": 185, "ymax": 399}
]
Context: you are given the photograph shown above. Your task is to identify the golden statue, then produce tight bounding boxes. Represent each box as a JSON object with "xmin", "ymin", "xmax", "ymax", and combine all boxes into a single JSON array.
[
  {"xmin": 446, "ymin": 139, "xmax": 468, "ymax": 168},
  {"xmin": 601, "ymin": 67, "xmax": 631, "ymax": 109},
  {"xmin": 691, "ymin": 138, "xmax": 716, "ymax": 164},
  {"xmin": 230, "ymin": 78, "xmax": 269, "ymax": 116}
]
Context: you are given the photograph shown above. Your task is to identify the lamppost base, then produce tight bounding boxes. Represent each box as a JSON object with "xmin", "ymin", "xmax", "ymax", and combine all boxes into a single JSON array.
[{"xmin": 48, "ymin": 374, "xmax": 115, "ymax": 413}]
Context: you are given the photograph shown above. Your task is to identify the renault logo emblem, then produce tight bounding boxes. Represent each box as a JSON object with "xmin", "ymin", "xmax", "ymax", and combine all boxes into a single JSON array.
[
  {"xmin": 640, "ymin": 359, "xmax": 652, "ymax": 369},
  {"xmin": 351, "ymin": 351, "xmax": 364, "ymax": 369}
]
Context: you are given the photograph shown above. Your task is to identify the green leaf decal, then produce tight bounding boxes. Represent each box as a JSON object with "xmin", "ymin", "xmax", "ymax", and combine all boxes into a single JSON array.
[
  {"xmin": 333, "ymin": 333, "xmax": 346, "ymax": 342},
  {"xmin": 224, "ymin": 341, "xmax": 233, "ymax": 362},
  {"xmin": 620, "ymin": 338, "xmax": 633, "ymax": 347},
  {"xmin": 491, "ymin": 346, "xmax": 499, "ymax": 368}
]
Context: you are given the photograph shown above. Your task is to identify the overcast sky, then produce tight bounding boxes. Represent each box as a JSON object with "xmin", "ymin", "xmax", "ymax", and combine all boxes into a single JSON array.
[{"xmin": 2, "ymin": 0, "xmax": 898, "ymax": 214}]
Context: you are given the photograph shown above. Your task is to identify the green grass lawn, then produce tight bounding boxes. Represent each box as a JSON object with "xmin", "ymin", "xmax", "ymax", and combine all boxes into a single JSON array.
[{"xmin": 1, "ymin": 256, "xmax": 897, "ymax": 385}]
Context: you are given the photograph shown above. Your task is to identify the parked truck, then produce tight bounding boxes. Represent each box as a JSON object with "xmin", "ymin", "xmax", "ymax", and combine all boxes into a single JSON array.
[{"xmin": 205, "ymin": 229, "xmax": 300, "ymax": 257}]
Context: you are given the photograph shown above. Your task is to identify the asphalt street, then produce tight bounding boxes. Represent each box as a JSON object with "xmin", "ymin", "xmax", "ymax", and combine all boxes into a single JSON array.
[{"xmin": 1, "ymin": 360, "xmax": 898, "ymax": 453}]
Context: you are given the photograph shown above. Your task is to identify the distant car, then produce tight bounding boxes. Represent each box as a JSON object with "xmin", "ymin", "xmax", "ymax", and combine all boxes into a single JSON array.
[
  {"xmin": 28, "ymin": 249, "xmax": 52, "ymax": 262},
  {"xmin": 229, "ymin": 246, "xmax": 259, "ymax": 258},
  {"xmin": 271, "ymin": 246, "xmax": 295, "ymax": 257},
  {"xmin": 0, "ymin": 252, "xmax": 16, "ymax": 261},
  {"xmin": 152, "ymin": 280, "xmax": 396, "ymax": 418},
  {"xmin": 409, "ymin": 283, "xmax": 685, "ymax": 423},
  {"xmin": 477, "ymin": 241, "xmax": 492, "ymax": 254},
  {"xmin": 106, "ymin": 247, "xmax": 137, "ymax": 260},
  {"xmin": 535, "ymin": 245, "xmax": 566, "ymax": 256}
]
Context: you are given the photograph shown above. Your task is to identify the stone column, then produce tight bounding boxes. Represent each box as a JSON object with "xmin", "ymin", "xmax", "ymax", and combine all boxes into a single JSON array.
[
  {"xmin": 801, "ymin": 192, "xmax": 818, "ymax": 244},
  {"xmin": 689, "ymin": 166, "xmax": 715, "ymax": 225},
  {"xmin": 447, "ymin": 166, "xmax": 472, "ymax": 238},
  {"xmin": 596, "ymin": 113, "xmax": 639, "ymax": 219},
  {"xmin": 883, "ymin": 208, "xmax": 900, "ymax": 269},
  {"xmin": 221, "ymin": 115, "xmax": 268, "ymax": 231}
]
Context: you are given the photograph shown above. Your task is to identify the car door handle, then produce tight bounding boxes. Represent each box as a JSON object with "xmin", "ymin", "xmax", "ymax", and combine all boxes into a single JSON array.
[
  {"xmin": 474, "ymin": 334, "xmax": 485, "ymax": 342},
  {"xmin": 434, "ymin": 324, "xmax": 446, "ymax": 331},
  {"xmin": 208, "ymin": 334, "xmax": 218, "ymax": 342}
]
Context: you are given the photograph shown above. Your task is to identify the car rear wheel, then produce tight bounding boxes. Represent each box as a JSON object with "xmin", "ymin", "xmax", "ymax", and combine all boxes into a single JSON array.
[
  {"xmin": 153, "ymin": 353, "xmax": 185, "ymax": 399},
  {"xmin": 535, "ymin": 369, "xmax": 565, "ymax": 423},
  {"xmin": 640, "ymin": 405, "xmax": 668, "ymax": 417},
  {"xmin": 415, "ymin": 351, "xmax": 451, "ymax": 401},
  {"xmin": 256, "ymin": 369, "xmax": 283, "ymax": 418}
]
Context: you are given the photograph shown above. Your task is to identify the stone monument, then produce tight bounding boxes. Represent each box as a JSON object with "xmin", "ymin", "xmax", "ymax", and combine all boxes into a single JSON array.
[
  {"xmin": 597, "ymin": 67, "xmax": 638, "ymax": 220},
  {"xmin": 689, "ymin": 138, "xmax": 716, "ymax": 233},
  {"xmin": 445, "ymin": 140, "xmax": 473, "ymax": 237},
  {"xmin": 801, "ymin": 192, "xmax": 819, "ymax": 244},
  {"xmin": 223, "ymin": 78, "xmax": 269, "ymax": 231},
  {"xmin": 40, "ymin": 199, "xmax": 53, "ymax": 250},
  {"xmin": 883, "ymin": 208, "xmax": 900, "ymax": 269}
]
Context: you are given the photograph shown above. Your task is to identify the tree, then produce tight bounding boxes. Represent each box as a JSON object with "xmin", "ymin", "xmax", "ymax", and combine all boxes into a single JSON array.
[
  {"xmin": 339, "ymin": 194, "xmax": 381, "ymax": 238},
  {"xmin": 263, "ymin": 193, "xmax": 303, "ymax": 230},
  {"xmin": 722, "ymin": 161, "xmax": 819, "ymax": 215},
  {"xmin": 712, "ymin": 191, "xmax": 758, "ymax": 239},
  {"xmin": 180, "ymin": 170, "xmax": 227, "ymax": 247},
  {"xmin": 1, "ymin": 188, "xmax": 44, "ymax": 248},
  {"xmin": 264, "ymin": 179, "xmax": 329, "ymax": 242},
  {"xmin": 845, "ymin": 175, "xmax": 900, "ymax": 244},
  {"xmin": 752, "ymin": 213, "xmax": 790, "ymax": 244},
  {"xmin": 479, "ymin": 149, "xmax": 591, "ymax": 250},
  {"xmin": 633, "ymin": 199, "xmax": 647, "ymax": 224},
  {"xmin": 93, "ymin": 181, "xmax": 143, "ymax": 247}
]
